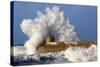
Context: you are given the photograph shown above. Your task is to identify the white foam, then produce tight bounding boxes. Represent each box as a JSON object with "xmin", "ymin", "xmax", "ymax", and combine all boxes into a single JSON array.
[
  {"xmin": 12, "ymin": 46, "xmax": 26, "ymax": 56},
  {"xmin": 64, "ymin": 44, "xmax": 97, "ymax": 62}
]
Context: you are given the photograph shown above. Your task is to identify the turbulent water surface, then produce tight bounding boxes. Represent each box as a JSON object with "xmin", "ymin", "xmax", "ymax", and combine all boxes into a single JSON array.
[
  {"xmin": 12, "ymin": 44, "xmax": 97, "ymax": 66},
  {"xmin": 12, "ymin": 51, "xmax": 69, "ymax": 66}
]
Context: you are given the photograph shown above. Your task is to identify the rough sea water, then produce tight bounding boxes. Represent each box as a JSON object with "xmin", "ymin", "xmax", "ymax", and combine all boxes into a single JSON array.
[
  {"xmin": 12, "ymin": 51, "xmax": 69, "ymax": 66},
  {"xmin": 12, "ymin": 44, "xmax": 97, "ymax": 66},
  {"xmin": 12, "ymin": 6, "xmax": 97, "ymax": 66}
]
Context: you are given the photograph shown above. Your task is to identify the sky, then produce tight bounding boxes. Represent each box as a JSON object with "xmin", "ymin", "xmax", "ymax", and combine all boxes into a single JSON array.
[{"xmin": 11, "ymin": 1, "xmax": 97, "ymax": 45}]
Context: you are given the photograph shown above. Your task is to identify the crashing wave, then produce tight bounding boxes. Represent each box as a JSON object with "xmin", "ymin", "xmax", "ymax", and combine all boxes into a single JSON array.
[
  {"xmin": 64, "ymin": 44, "xmax": 97, "ymax": 62},
  {"xmin": 20, "ymin": 6, "xmax": 79, "ymax": 55},
  {"xmin": 12, "ymin": 6, "xmax": 97, "ymax": 65}
]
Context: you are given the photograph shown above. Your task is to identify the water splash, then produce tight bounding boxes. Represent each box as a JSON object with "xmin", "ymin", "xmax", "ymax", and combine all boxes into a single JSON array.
[
  {"xmin": 20, "ymin": 6, "xmax": 79, "ymax": 55},
  {"xmin": 64, "ymin": 44, "xmax": 97, "ymax": 62}
]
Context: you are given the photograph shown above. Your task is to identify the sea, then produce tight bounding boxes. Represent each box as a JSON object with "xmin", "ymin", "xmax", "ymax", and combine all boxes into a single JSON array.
[{"xmin": 11, "ymin": 51, "xmax": 69, "ymax": 66}]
